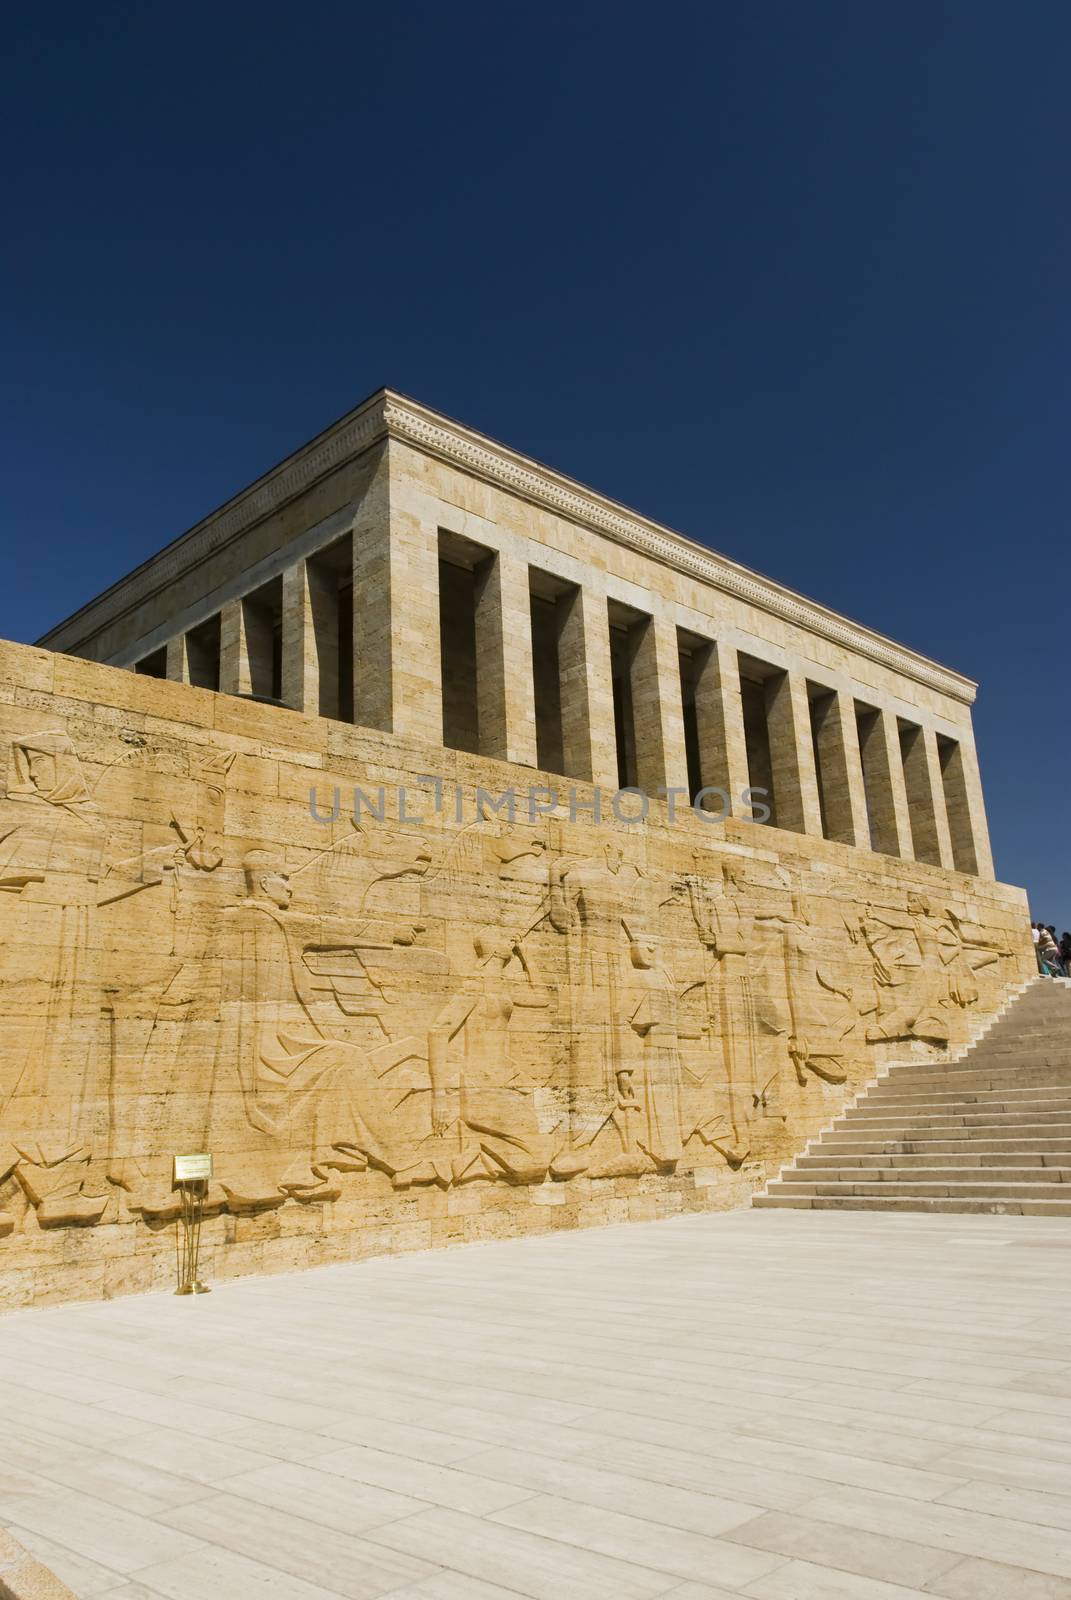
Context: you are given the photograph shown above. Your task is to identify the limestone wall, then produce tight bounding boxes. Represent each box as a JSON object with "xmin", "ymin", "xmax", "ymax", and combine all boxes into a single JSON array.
[{"xmin": 0, "ymin": 640, "xmax": 1032, "ymax": 1309}]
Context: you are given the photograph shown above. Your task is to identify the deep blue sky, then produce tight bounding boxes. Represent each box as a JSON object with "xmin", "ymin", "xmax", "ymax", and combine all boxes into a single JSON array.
[{"xmin": 2, "ymin": 3, "xmax": 1067, "ymax": 923}]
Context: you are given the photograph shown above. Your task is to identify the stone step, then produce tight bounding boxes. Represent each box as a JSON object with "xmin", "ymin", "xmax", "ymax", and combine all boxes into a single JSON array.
[
  {"xmin": 837, "ymin": 1110, "xmax": 1071, "ymax": 1130},
  {"xmin": 796, "ymin": 1151, "xmax": 1071, "ymax": 1170},
  {"xmin": 961, "ymin": 1038, "xmax": 1071, "ymax": 1056},
  {"xmin": 977, "ymin": 1030, "xmax": 1071, "ymax": 1048},
  {"xmin": 862, "ymin": 1079, "xmax": 1071, "ymax": 1099},
  {"xmin": 756, "ymin": 978, "xmax": 1071, "ymax": 1217},
  {"xmin": 842, "ymin": 1110, "xmax": 1071, "ymax": 1129},
  {"xmin": 864, "ymin": 1081, "xmax": 1071, "ymax": 1107},
  {"xmin": 753, "ymin": 1193, "xmax": 1071, "ymax": 1215},
  {"xmin": 853, "ymin": 1093, "xmax": 1071, "ymax": 1113},
  {"xmin": 877, "ymin": 1056, "xmax": 1069, "ymax": 1081},
  {"xmin": 820, "ymin": 1137, "xmax": 1071, "ymax": 1155},
  {"xmin": 786, "ymin": 1163, "xmax": 1071, "ymax": 1183},
  {"xmin": 770, "ymin": 1177, "xmax": 1071, "ymax": 1198}
]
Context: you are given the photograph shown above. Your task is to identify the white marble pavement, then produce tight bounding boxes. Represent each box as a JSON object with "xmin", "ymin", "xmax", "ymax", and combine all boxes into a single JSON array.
[{"xmin": 1, "ymin": 1209, "xmax": 1070, "ymax": 1599}]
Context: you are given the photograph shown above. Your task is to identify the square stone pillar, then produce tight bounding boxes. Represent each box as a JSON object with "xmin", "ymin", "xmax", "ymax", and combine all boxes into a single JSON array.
[
  {"xmin": 557, "ymin": 583, "xmax": 618, "ymax": 791},
  {"xmin": 945, "ymin": 729, "xmax": 994, "ymax": 880},
  {"xmin": 628, "ymin": 614, "xmax": 691, "ymax": 799},
  {"xmin": 165, "ymin": 635, "xmax": 190, "ymax": 684},
  {"xmin": 923, "ymin": 726, "xmax": 957, "ymax": 871},
  {"xmin": 811, "ymin": 688, "xmax": 870, "ymax": 847},
  {"xmin": 221, "ymin": 596, "xmax": 273, "ymax": 699},
  {"xmin": 693, "ymin": 640, "xmax": 752, "ymax": 816},
  {"xmin": 282, "ymin": 560, "xmax": 338, "ymax": 718},
  {"xmin": 352, "ymin": 443, "xmax": 442, "ymax": 745},
  {"xmin": 857, "ymin": 706, "xmax": 912, "ymax": 858},
  {"xmin": 218, "ymin": 599, "xmax": 250, "ymax": 696},
  {"xmin": 765, "ymin": 671, "xmax": 823, "ymax": 836},
  {"xmin": 899, "ymin": 721, "xmax": 948, "ymax": 867},
  {"xmin": 473, "ymin": 547, "xmax": 538, "ymax": 767}
]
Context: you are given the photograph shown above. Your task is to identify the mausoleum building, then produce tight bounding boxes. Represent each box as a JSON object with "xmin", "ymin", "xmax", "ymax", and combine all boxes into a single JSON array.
[
  {"xmin": 41, "ymin": 390, "xmax": 991, "ymax": 879},
  {"xmin": 0, "ymin": 390, "xmax": 1029, "ymax": 1308}
]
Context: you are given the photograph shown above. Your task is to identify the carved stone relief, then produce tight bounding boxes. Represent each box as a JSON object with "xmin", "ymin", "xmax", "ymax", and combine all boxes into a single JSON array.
[{"xmin": 0, "ymin": 706, "xmax": 1033, "ymax": 1303}]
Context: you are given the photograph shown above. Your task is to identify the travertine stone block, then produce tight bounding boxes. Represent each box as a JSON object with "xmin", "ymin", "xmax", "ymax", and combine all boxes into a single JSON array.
[
  {"xmin": 219, "ymin": 598, "xmax": 248, "ymax": 697},
  {"xmin": 473, "ymin": 545, "xmax": 538, "ymax": 767},
  {"xmin": 857, "ymin": 706, "xmax": 913, "ymax": 858},
  {"xmin": 900, "ymin": 720, "xmax": 944, "ymax": 867},
  {"xmin": 923, "ymin": 725, "xmax": 957, "ymax": 871},
  {"xmin": 353, "ymin": 444, "xmax": 442, "ymax": 744},
  {"xmin": 558, "ymin": 581, "xmax": 618, "ymax": 790},
  {"xmin": 693, "ymin": 640, "xmax": 752, "ymax": 816},
  {"xmin": 165, "ymin": 635, "xmax": 191, "ymax": 685},
  {"xmin": 948, "ymin": 729, "xmax": 995, "ymax": 881},
  {"xmin": 766, "ymin": 671, "xmax": 823, "ymax": 836},
  {"xmin": 282, "ymin": 559, "xmax": 339, "ymax": 718},
  {"xmin": 811, "ymin": 688, "xmax": 869, "ymax": 847},
  {"xmin": 629, "ymin": 614, "xmax": 690, "ymax": 800}
]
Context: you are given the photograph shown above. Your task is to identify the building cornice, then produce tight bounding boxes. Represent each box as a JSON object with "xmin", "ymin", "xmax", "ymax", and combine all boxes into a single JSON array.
[{"xmin": 38, "ymin": 387, "xmax": 975, "ymax": 705}]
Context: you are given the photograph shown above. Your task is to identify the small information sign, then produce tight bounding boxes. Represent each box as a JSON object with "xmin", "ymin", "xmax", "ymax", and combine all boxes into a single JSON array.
[
  {"xmin": 172, "ymin": 1153, "xmax": 213, "ymax": 1295},
  {"xmin": 173, "ymin": 1152, "xmax": 213, "ymax": 1184}
]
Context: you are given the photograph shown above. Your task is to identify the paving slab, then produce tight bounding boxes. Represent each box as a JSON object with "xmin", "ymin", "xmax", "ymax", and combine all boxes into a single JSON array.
[{"xmin": 0, "ymin": 1209, "xmax": 1069, "ymax": 1597}]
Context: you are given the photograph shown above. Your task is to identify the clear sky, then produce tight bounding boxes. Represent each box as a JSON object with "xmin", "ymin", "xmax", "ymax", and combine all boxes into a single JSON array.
[{"xmin": 2, "ymin": 3, "xmax": 1066, "ymax": 925}]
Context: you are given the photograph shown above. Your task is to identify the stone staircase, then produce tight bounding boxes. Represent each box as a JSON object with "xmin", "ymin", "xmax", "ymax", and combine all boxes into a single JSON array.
[{"xmin": 755, "ymin": 976, "xmax": 1071, "ymax": 1215}]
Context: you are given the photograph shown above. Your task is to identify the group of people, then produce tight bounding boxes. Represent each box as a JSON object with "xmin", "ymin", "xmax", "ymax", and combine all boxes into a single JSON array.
[{"xmin": 1033, "ymin": 921, "xmax": 1071, "ymax": 977}]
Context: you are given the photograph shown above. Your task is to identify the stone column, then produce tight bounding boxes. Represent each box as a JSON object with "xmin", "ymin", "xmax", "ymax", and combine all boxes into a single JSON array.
[
  {"xmin": 165, "ymin": 635, "xmax": 190, "ymax": 684},
  {"xmin": 218, "ymin": 599, "xmax": 249, "ymax": 696},
  {"xmin": 473, "ymin": 546, "xmax": 538, "ymax": 767},
  {"xmin": 220, "ymin": 596, "xmax": 273, "ymax": 697},
  {"xmin": 945, "ymin": 729, "xmax": 994, "ymax": 880},
  {"xmin": 628, "ymin": 614, "xmax": 691, "ymax": 799},
  {"xmin": 923, "ymin": 726, "xmax": 957, "ymax": 871},
  {"xmin": 857, "ymin": 707, "xmax": 912, "ymax": 858},
  {"xmin": 765, "ymin": 671, "xmax": 823, "ymax": 836},
  {"xmin": 557, "ymin": 583, "xmax": 618, "ymax": 791},
  {"xmin": 898, "ymin": 721, "xmax": 950, "ymax": 866},
  {"xmin": 352, "ymin": 443, "xmax": 442, "ymax": 745},
  {"xmin": 692, "ymin": 640, "xmax": 752, "ymax": 816},
  {"xmin": 811, "ymin": 688, "xmax": 870, "ymax": 847},
  {"xmin": 282, "ymin": 560, "xmax": 338, "ymax": 718}
]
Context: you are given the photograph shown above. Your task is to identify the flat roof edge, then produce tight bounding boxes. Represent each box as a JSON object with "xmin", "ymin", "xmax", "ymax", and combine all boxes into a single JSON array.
[{"xmin": 36, "ymin": 387, "xmax": 977, "ymax": 705}]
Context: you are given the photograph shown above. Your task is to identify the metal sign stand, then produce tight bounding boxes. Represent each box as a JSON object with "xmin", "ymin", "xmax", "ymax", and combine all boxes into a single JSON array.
[{"xmin": 172, "ymin": 1154, "xmax": 212, "ymax": 1296}]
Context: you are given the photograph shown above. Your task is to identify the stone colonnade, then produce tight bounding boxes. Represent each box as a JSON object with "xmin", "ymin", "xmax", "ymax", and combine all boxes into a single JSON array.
[{"xmin": 151, "ymin": 498, "xmax": 993, "ymax": 882}]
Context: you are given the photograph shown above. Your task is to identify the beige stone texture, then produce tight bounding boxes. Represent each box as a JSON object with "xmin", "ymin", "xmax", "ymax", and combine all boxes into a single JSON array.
[
  {"xmin": 0, "ymin": 1529, "xmax": 75, "ymax": 1600},
  {"xmin": 811, "ymin": 686, "xmax": 870, "ymax": 848},
  {"xmin": 692, "ymin": 637, "xmax": 752, "ymax": 817},
  {"xmin": 558, "ymin": 578, "xmax": 618, "ymax": 790},
  {"xmin": 473, "ymin": 543, "xmax": 538, "ymax": 767},
  {"xmin": 281, "ymin": 558, "xmax": 337, "ymax": 718},
  {"xmin": 765, "ymin": 670, "xmax": 823, "ymax": 837},
  {"xmin": 164, "ymin": 634, "xmax": 191, "ymax": 685},
  {"xmin": 353, "ymin": 442, "xmax": 443, "ymax": 744},
  {"xmin": 35, "ymin": 392, "xmax": 1000, "ymax": 876},
  {"xmin": 0, "ymin": 640, "xmax": 1031, "ymax": 1310},
  {"xmin": 856, "ymin": 704, "xmax": 912, "ymax": 858},
  {"xmin": 629, "ymin": 612, "xmax": 691, "ymax": 799}
]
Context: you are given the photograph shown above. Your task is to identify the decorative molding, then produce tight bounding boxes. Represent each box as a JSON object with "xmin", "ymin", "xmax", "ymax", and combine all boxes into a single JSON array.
[
  {"xmin": 382, "ymin": 397, "xmax": 975, "ymax": 705},
  {"xmin": 37, "ymin": 388, "xmax": 975, "ymax": 704}
]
